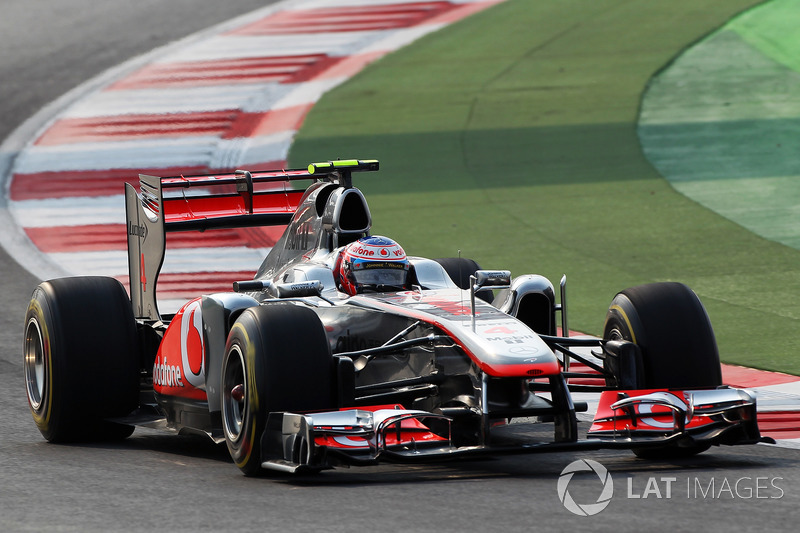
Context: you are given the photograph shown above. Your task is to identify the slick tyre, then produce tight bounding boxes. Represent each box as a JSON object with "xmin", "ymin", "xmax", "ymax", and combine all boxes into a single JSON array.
[
  {"xmin": 603, "ymin": 282, "xmax": 721, "ymax": 459},
  {"xmin": 221, "ymin": 305, "xmax": 334, "ymax": 476},
  {"xmin": 24, "ymin": 277, "xmax": 139, "ymax": 442},
  {"xmin": 434, "ymin": 257, "xmax": 493, "ymax": 302},
  {"xmin": 603, "ymin": 282, "xmax": 721, "ymax": 389}
]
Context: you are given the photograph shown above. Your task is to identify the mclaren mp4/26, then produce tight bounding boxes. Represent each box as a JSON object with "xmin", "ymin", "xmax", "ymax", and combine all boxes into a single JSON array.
[{"xmin": 24, "ymin": 159, "xmax": 771, "ymax": 475}]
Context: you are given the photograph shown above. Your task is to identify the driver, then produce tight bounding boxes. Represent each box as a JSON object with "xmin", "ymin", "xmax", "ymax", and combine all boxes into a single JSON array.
[{"xmin": 334, "ymin": 236, "xmax": 410, "ymax": 295}]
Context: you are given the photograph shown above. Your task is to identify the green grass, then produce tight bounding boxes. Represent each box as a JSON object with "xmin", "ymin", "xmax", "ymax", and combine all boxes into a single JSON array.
[{"xmin": 289, "ymin": 0, "xmax": 800, "ymax": 374}]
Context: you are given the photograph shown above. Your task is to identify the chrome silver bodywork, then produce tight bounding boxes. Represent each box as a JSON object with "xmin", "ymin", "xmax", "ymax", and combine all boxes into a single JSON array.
[{"xmin": 110, "ymin": 160, "xmax": 772, "ymax": 474}]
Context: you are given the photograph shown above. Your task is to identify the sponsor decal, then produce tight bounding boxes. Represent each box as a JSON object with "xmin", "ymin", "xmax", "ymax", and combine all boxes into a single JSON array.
[
  {"xmin": 128, "ymin": 220, "xmax": 147, "ymax": 241},
  {"xmin": 153, "ymin": 355, "xmax": 183, "ymax": 388},
  {"xmin": 483, "ymin": 326, "xmax": 517, "ymax": 335},
  {"xmin": 349, "ymin": 243, "xmax": 405, "ymax": 260},
  {"xmin": 153, "ymin": 299, "xmax": 207, "ymax": 398},
  {"xmin": 360, "ymin": 261, "xmax": 405, "ymax": 270},
  {"xmin": 288, "ymin": 281, "xmax": 318, "ymax": 291},
  {"xmin": 180, "ymin": 299, "xmax": 205, "ymax": 388},
  {"xmin": 336, "ymin": 334, "xmax": 381, "ymax": 352},
  {"xmin": 409, "ymin": 299, "xmax": 473, "ymax": 316},
  {"xmin": 485, "ymin": 334, "xmax": 536, "ymax": 345},
  {"xmin": 508, "ymin": 346, "xmax": 541, "ymax": 357}
]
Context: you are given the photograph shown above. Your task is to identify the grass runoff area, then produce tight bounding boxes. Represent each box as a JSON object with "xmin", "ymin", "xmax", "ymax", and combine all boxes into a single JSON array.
[{"xmin": 289, "ymin": 0, "xmax": 800, "ymax": 374}]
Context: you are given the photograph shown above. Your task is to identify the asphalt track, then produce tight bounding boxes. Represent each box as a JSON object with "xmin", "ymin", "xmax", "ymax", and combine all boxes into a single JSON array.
[{"xmin": 1, "ymin": 1, "xmax": 800, "ymax": 532}]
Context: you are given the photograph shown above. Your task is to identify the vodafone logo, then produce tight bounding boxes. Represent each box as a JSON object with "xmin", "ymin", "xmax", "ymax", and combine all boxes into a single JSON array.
[
  {"xmin": 557, "ymin": 459, "xmax": 614, "ymax": 516},
  {"xmin": 180, "ymin": 299, "xmax": 205, "ymax": 388},
  {"xmin": 153, "ymin": 355, "xmax": 183, "ymax": 388},
  {"xmin": 349, "ymin": 244, "xmax": 376, "ymax": 258},
  {"xmin": 348, "ymin": 242, "xmax": 405, "ymax": 260}
]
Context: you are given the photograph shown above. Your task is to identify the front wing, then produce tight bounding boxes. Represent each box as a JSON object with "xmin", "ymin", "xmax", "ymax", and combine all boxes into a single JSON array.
[{"xmin": 259, "ymin": 387, "xmax": 772, "ymax": 473}]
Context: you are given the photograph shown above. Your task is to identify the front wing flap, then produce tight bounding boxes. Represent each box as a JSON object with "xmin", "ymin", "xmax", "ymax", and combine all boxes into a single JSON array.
[
  {"xmin": 587, "ymin": 387, "xmax": 772, "ymax": 446},
  {"xmin": 260, "ymin": 406, "xmax": 453, "ymax": 473}
]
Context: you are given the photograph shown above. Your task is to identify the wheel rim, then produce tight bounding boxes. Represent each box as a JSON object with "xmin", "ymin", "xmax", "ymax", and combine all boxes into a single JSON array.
[
  {"xmin": 24, "ymin": 318, "xmax": 46, "ymax": 412},
  {"xmin": 222, "ymin": 345, "xmax": 247, "ymax": 442},
  {"xmin": 606, "ymin": 326, "xmax": 624, "ymax": 342}
]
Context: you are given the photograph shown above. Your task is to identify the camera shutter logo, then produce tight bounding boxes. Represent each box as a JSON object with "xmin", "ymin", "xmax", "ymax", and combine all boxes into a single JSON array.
[{"xmin": 557, "ymin": 459, "xmax": 614, "ymax": 516}]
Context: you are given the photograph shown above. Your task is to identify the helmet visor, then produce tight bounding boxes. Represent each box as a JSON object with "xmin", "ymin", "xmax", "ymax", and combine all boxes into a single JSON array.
[{"xmin": 352, "ymin": 262, "xmax": 407, "ymax": 289}]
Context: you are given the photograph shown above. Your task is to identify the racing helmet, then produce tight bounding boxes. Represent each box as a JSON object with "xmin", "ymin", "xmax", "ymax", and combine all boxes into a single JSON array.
[{"xmin": 336, "ymin": 236, "xmax": 410, "ymax": 295}]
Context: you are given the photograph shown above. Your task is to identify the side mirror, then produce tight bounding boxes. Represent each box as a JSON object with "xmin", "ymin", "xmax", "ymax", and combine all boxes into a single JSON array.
[
  {"xmin": 233, "ymin": 280, "xmax": 273, "ymax": 293},
  {"xmin": 274, "ymin": 280, "xmax": 324, "ymax": 298},
  {"xmin": 473, "ymin": 270, "xmax": 511, "ymax": 290},
  {"xmin": 469, "ymin": 270, "xmax": 511, "ymax": 331}
]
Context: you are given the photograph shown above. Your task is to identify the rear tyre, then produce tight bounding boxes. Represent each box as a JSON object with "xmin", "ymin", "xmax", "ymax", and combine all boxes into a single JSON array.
[
  {"xmin": 221, "ymin": 305, "xmax": 334, "ymax": 476},
  {"xmin": 603, "ymin": 282, "xmax": 720, "ymax": 458},
  {"xmin": 24, "ymin": 277, "xmax": 139, "ymax": 442},
  {"xmin": 434, "ymin": 257, "xmax": 493, "ymax": 302}
]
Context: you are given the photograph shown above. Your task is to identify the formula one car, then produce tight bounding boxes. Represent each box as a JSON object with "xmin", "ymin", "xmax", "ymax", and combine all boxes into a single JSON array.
[{"xmin": 24, "ymin": 159, "xmax": 771, "ymax": 475}]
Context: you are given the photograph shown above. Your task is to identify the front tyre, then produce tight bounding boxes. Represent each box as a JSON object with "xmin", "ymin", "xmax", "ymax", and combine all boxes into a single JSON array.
[
  {"xmin": 24, "ymin": 277, "xmax": 139, "ymax": 442},
  {"xmin": 603, "ymin": 282, "xmax": 721, "ymax": 459},
  {"xmin": 603, "ymin": 282, "xmax": 721, "ymax": 389},
  {"xmin": 434, "ymin": 257, "xmax": 493, "ymax": 302},
  {"xmin": 221, "ymin": 305, "xmax": 334, "ymax": 476}
]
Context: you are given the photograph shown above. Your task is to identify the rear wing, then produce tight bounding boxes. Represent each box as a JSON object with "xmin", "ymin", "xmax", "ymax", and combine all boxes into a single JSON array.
[{"xmin": 125, "ymin": 160, "xmax": 379, "ymax": 320}]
